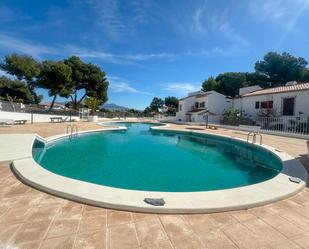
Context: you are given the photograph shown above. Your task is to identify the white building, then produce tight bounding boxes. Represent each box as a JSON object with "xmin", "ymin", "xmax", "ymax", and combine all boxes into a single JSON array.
[
  {"xmin": 233, "ymin": 82, "xmax": 309, "ymax": 119},
  {"xmin": 176, "ymin": 91, "xmax": 232, "ymax": 123}
]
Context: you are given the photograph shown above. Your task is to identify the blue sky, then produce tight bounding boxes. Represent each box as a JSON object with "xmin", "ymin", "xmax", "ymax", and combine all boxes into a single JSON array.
[{"xmin": 1, "ymin": 0, "xmax": 309, "ymax": 109}]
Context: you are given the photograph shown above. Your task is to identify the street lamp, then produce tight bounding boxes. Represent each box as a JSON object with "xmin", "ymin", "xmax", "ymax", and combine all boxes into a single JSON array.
[{"xmin": 203, "ymin": 109, "xmax": 210, "ymax": 128}]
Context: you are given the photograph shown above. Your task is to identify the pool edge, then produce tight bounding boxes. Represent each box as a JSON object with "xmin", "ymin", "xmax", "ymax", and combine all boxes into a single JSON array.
[{"xmin": 10, "ymin": 122, "xmax": 308, "ymax": 214}]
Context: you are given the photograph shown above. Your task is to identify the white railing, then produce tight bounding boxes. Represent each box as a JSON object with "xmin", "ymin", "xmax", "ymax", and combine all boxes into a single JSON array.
[{"xmin": 256, "ymin": 117, "xmax": 309, "ymax": 135}]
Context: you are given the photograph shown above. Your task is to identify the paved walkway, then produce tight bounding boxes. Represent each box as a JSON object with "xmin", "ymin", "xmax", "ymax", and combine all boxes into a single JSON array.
[{"xmin": 0, "ymin": 121, "xmax": 309, "ymax": 249}]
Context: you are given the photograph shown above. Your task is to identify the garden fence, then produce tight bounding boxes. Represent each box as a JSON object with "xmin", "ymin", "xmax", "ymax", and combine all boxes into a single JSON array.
[{"xmin": 256, "ymin": 116, "xmax": 309, "ymax": 135}]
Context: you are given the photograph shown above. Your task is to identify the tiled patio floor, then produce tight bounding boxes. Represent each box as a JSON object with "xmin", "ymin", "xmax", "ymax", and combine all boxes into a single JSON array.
[{"xmin": 1, "ymin": 121, "xmax": 309, "ymax": 249}]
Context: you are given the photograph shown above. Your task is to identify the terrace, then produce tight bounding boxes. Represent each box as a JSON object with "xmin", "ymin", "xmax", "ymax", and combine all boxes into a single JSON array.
[{"xmin": 0, "ymin": 121, "xmax": 309, "ymax": 249}]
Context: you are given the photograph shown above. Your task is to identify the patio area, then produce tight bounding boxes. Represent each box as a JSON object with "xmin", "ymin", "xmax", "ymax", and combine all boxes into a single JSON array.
[{"xmin": 1, "ymin": 121, "xmax": 309, "ymax": 249}]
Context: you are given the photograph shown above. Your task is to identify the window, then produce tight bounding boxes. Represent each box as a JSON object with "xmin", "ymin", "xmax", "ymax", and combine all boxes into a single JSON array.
[
  {"xmin": 195, "ymin": 102, "xmax": 199, "ymax": 108},
  {"xmin": 179, "ymin": 104, "xmax": 182, "ymax": 111},
  {"xmin": 255, "ymin": 102, "xmax": 260, "ymax": 109},
  {"xmin": 200, "ymin": 102, "xmax": 205, "ymax": 108},
  {"xmin": 282, "ymin": 98, "xmax": 295, "ymax": 116},
  {"xmin": 261, "ymin": 101, "xmax": 273, "ymax": 109}
]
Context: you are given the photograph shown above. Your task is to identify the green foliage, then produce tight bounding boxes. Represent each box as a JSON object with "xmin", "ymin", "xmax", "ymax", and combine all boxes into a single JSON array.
[
  {"xmin": 222, "ymin": 108, "xmax": 239, "ymax": 125},
  {"xmin": 0, "ymin": 76, "xmax": 33, "ymax": 103},
  {"xmin": 164, "ymin": 96, "xmax": 178, "ymax": 116},
  {"xmin": 202, "ymin": 51, "xmax": 309, "ymax": 96},
  {"xmin": 85, "ymin": 97, "xmax": 101, "ymax": 115},
  {"xmin": 149, "ymin": 97, "xmax": 164, "ymax": 112},
  {"xmin": 37, "ymin": 61, "xmax": 72, "ymax": 110},
  {"xmin": 202, "ymin": 76, "xmax": 220, "ymax": 92},
  {"xmin": 164, "ymin": 96, "xmax": 178, "ymax": 108},
  {"xmin": 255, "ymin": 52, "xmax": 308, "ymax": 86},
  {"xmin": 143, "ymin": 106, "xmax": 153, "ymax": 114},
  {"xmin": 0, "ymin": 53, "xmax": 41, "ymax": 103},
  {"xmin": 202, "ymin": 73, "xmax": 249, "ymax": 97},
  {"xmin": 216, "ymin": 72, "xmax": 248, "ymax": 97},
  {"xmin": 64, "ymin": 56, "xmax": 109, "ymax": 108}
]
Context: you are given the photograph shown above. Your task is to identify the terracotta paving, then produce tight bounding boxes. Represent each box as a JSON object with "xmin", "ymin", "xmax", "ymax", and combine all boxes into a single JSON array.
[{"xmin": 0, "ymin": 121, "xmax": 309, "ymax": 248}]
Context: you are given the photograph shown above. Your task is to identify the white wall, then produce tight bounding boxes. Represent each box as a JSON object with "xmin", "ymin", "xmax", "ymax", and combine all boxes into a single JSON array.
[
  {"xmin": 207, "ymin": 92, "xmax": 232, "ymax": 114},
  {"xmin": 235, "ymin": 90, "xmax": 309, "ymax": 119},
  {"xmin": 0, "ymin": 111, "xmax": 79, "ymax": 123},
  {"xmin": 176, "ymin": 91, "xmax": 231, "ymax": 123}
]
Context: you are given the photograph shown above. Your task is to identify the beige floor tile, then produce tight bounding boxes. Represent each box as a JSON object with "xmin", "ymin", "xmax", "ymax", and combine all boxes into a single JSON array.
[
  {"xmin": 279, "ymin": 210, "xmax": 309, "ymax": 228},
  {"xmin": 230, "ymin": 210, "xmax": 257, "ymax": 222},
  {"xmin": 46, "ymin": 217, "xmax": 80, "ymax": 238},
  {"xmin": 82, "ymin": 208, "xmax": 107, "ymax": 219},
  {"xmin": 13, "ymin": 193, "xmax": 43, "ymax": 208},
  {"xmin": 107, "ymin": 210, "xmax": 132, "ymax": 226},
  {"xmin": 243, "ymin": 218, "xmax": 299, "ymax": 248},
  {"xmin": 132, "ymin": 212, "xmax": 157, "ymax": 221},
  {"xmin": 260, "ymin": 214, "xmax": 306, "ymax": 239},
  {"xmin": 39, "ymin": 195, "xmax": 65, "ymax": 206},
  {"xmin": 10, "ymin": 220, "xmax": 51, "ymax": 244},
  {"xmin": 140, "ymin": 240, "xmax": 173, "ymax": 249},
  {"xmin": 184, "ymin": 214, "xmax": 219, "ymax": 234},
  {"xmin": 248, "ymin": 205, "xmax": 277, "ymax": 218},
  {"xmin": 57, "ymin": 201, "xmax": 84, "ymax": 219},
  {"xmin": 14, "ymin": 240, "xmax": 41, "ymax": 249},
  {"xmin": 135, "ymin": 217, "xmax": 168, "ymax": 245},
  {"xmin": 223, "ymin": 222, "xmax": 268, "ymax": 249},
  {"xmin": 199, "ymin": 229, "xmax": 238, "ymax": 249},
  {"xmin": 0, "ymin": 222, "xmax": 23, "ymax": 245},
  {"xmin": 108, "ymin": 223, "xmax": 139, "ymax": 249},
  {"xmin": 79, "ymin": 216, "xmax": 106, "ymax": 233},
  {"xmin": 74, "ymin": 230, "xmax": 106, "ymax": 249},
  {"xmin": 40, "ymin": 235, "xmax": 75, "ymax": 249},
  {"xmin": 209, "ymin": 212, "xmax": 238, "ymax": 229},
  {"xmin": 2, "ymin": 182, "xmax": 30, "ymax": 197},
  {"xmin": 0, "ymin": 206, "xmax": 34, "ymax": 224},
  {"xmin": 185, "ymin": 214, "xmax": 237, "ymax": 248},
  {"xmin": 160, "ymin": 215, "xmax": 205, "ymax": 249},
  {"xmin": 0, "ymin": 196, "xmax": 19, "ymax": 208},
  {"xmin": 293, "ymin": 234, "xmax": 309, "ymax": 249},
  {"xmin": 83, "ymin": 205, "xmax": 105, "ymax": 212},
  {"xmin": 26, "ymin": 204, "xmax": 60, "ymax": 223}
]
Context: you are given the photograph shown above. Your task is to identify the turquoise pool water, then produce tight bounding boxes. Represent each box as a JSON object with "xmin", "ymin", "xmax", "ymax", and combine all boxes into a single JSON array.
[{"xmin": 32, "ymin": 123, "xmax": 282, "ymax": 192}]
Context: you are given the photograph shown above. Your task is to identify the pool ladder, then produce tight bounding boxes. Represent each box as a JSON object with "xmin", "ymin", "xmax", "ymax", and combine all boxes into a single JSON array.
[
  {"xmin": 246, "ymin": 131, "xmax": 262, "ymax": 145},
  {"xmin": 66, "ymin": 124, "xmax": 78, "ymax": 139}
]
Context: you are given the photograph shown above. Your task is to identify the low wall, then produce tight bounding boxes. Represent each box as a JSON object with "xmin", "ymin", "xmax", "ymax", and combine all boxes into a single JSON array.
[{"xmin": 0, "ymin": 111, "xmax": 79, "ymax": 123}]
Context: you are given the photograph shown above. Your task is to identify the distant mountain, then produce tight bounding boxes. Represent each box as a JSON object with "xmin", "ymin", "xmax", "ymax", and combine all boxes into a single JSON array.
[{"xmin": 101, "ymin": 103, "xmax": 129, "ymax": 111}]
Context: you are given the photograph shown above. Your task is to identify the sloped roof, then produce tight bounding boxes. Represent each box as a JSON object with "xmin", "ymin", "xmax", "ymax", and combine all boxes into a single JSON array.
[
  {"xmin": 242, "ymin": 83, "xmax": 309, "ymax": 97},
  {"xmin": 179, "ymin": 91, "xmax": 212, "ymax": 101}
]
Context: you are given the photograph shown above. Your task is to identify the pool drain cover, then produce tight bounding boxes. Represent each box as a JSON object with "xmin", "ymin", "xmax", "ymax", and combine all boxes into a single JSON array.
[
  {"xmin": 144, "ymin": 198, "xmax": 166, "ymax": 206},
  {"xmin": 289, "ymin": 177, "xmax": 301, "ymax": 183}
]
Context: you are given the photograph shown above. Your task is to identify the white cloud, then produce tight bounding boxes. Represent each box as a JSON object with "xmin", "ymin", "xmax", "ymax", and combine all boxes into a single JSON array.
[
  {"xmin": 0, "ymin": 34, "xmax": 174, "ymax": 64},
  {"xmin": 193, "ymin": 4, "xmax": 207, "ymax": 33},
  {"xmin": 0, "ymin": 34, "xmax": 59, "ymax": 58},
  {"xmin": 86, "ymin": 0, "xmax": 153, "ymax": 42},
  {"xmin": 64, "ymin": 45, "xmax": 174, "ymax": 65},
  {"xmin": 108, "ymin": 76, "xmax": 152, "ymax": 95},
  {"xmin": 192, "ymin": 2, "xmax": 249, "ymax": 51},
  {"xmin": 162, "ymin": 82, "xmax": 200, "ymax": 95},
  {"xmin": 249, "ymin": 0, "xmax": 309, "ymax": 31},
  {"xmin": 0, "ymin": 69, "xmax": 9, "ymax": 77}
]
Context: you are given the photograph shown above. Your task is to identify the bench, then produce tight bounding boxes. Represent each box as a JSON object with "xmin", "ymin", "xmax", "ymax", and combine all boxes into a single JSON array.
[
  {"xmin": 50, "ymin": 117, "xmax": 64, "ymax": 123},
  {"xmin": 0, "ymin": 119, "xmax": 14, "ymax": 125},
  {"xmin": 14, "ymin": 119, "xmax": 27, "ymax": 125},
  {"xmin": 207, "ymin": 125, "xmax": 218, "ymax": 130}
]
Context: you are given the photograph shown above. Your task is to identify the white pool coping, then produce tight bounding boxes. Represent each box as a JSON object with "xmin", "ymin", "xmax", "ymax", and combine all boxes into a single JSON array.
[{"xmin": 7, "ymin": 122, "xmax": 308, "ymax": 214}]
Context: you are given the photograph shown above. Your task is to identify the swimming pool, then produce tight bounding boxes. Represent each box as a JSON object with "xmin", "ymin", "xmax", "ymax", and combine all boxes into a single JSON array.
[{"xmin": 33, "ymin": 122, "xmax": 282, "ymax": 192}]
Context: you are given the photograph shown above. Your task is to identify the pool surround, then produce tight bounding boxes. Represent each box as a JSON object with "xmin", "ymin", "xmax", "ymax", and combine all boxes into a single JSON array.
[{"xmin": 11, "ymin": 121, "xmax": 308, "ymax": 213}]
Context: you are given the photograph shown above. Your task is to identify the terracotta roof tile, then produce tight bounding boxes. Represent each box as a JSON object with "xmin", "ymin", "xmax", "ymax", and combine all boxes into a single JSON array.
[{"xmin": 242, "ymin": 83, "xmax": 309, "ymax": 97}]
